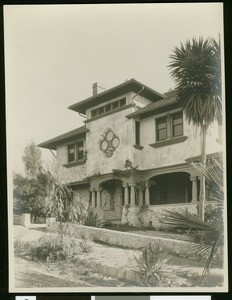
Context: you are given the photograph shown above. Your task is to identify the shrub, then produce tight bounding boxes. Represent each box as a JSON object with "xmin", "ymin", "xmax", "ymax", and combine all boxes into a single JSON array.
[
  {"xmin": 83, "ymin": 207, "xmax": 104, "ymax": 227},
  {"xmin": 14, "ymin": 234, "xmax": 81, "ymax": 262}
]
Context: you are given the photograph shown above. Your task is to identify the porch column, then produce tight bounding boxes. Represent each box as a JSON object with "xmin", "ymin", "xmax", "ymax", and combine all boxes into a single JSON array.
[
  {"xmin": 96, "ymin": 187, "xmax": 102, "ymax": 208},
  {"xmin": 123, "ymin": 183, "xmax": 129, "ymax": 206},
  {"xmin": 90, "ymin": 188, "xmax": 96, "ymax": 208},
  {"xmin": 145, "ymin": 183, "xmax": 150, "ymax": 205},
  {"xmin": 129, "ymin": 184, "xmax": 136, "ymax": 207},
  {"xmin": 190, "ymin": 176, "xmax": 198, "ymax": 203},
  {"xmin": 139, "ymin": 188, "xmax": 144, "ymax": 206}
]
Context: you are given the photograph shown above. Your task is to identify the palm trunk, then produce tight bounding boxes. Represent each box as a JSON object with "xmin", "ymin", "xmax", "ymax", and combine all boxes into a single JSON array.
[{"xmin": 199, "ymin": 125, "xmax": 208, "ymax": 220}]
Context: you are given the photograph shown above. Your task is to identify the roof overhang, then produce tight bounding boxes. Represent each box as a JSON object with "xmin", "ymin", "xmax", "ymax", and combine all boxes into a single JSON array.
[
  {"xmin": 126, "ymin": 97, "xmax": 180, "ymax": 119},
  {"xmin": 68, "ymin": 78, "xmax": 165, "ymax": 114},
  {"xmin": 38, "ymin": 126, "xmax": 89, "ymax": 150}
]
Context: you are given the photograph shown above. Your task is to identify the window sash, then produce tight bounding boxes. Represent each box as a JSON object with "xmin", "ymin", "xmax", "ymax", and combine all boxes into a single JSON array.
[
  {"xmin": 67, "ymin": 141, "xmax": 84, "ymax": 163},
  {"xmin": 156, "ymin": 112, "xmax": 183, "ymax": 141},
  {"xmin": 90, "ymin": 97, "xmax": 126, "ymax": 118}
]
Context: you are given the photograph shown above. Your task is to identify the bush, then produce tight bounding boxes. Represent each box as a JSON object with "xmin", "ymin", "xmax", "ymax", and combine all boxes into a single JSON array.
[
  {"xmin": 83, "ymin": 207, "xmax": 104, "ymax": 227},
  {"xmin": 14, "ymin": 234, "xmax": 81, "ymax": 262}
]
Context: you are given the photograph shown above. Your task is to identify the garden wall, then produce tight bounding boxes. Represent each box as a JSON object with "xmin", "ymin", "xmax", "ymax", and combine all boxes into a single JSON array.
[{"xmin": 47, "ymin": 223, "xmax": 199, "ymax": 259}]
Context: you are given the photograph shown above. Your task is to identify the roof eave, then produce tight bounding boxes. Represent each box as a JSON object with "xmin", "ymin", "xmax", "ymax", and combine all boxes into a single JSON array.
[
  {"xmin": 38, "ymin": 127, "xmax": 89, "ymax": 150},
  {"xmin": 68, "ymin": 78, "xmax": 165, "ymax": 114}
]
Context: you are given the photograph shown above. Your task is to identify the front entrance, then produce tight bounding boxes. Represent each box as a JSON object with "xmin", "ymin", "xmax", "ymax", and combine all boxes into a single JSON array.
[{"xmin": 100, "ymin": 179, "xmax": 123, "ymax": 222}]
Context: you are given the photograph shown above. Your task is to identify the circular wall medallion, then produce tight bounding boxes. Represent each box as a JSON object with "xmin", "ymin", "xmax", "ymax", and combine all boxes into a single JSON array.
[
  {"xmin": 100, "ymin": 140, "xmax": 108, "ymax": 151},
  {"xmin": 100, "ymin": 129, "xmax": 120, "ymax": 157},
  {"xmin": 106, "ymin": 131, "xmax": 114, "ymax": 141},
  {"xmin": 112, "ymin": 137, "xmax": 120, "ymax": 148}
]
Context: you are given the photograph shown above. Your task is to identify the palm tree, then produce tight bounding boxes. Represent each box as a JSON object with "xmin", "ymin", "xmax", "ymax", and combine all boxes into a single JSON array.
[{"xmin": 169, "ymin": 37, "xmax": 222, "ymax": 220}]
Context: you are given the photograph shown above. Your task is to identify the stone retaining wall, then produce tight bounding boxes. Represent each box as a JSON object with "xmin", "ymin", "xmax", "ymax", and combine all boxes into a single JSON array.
[
  {"xmin": 48, "ymin": 223, "xmax": 199, "ymax": 259},
  {"xmin": 121, "ymin": 203, "xmax": 198, "ymax": 228}
]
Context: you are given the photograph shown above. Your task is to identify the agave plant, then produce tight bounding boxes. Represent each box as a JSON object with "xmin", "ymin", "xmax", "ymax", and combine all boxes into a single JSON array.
[
  {"xmin": 162, "ymin": 153, "xmax": 224, "ymax": 284},
  {"xmin": 134, "ymin": 243, "xmax": 170, "ymax": 286}
]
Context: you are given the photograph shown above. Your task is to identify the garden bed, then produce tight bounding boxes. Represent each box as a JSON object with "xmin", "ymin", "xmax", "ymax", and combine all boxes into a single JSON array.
[{"xmin": 13, "ymin": 225, "xmax": 224, "ymax": 288}]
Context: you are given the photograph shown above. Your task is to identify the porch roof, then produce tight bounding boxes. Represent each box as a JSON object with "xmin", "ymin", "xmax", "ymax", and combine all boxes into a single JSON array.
[
  {"xmin": 38, "ymin": 126, "xmax": 89, "ymax": 150},
  {"xmin": 68, "ymin": 78, "xmax": 165, "ymax": 114}
]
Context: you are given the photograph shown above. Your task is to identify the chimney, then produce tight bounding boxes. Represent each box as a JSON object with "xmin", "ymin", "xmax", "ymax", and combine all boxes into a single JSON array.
[{"xmin": 92, "ymin": 82, "xmax": 98, "ymax": 96}]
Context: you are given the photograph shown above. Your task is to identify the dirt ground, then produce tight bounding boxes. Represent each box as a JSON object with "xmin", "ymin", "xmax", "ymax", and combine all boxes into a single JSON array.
[{"xmin": 13, "ymin": 225, "xmax": 224, "ymax": 288}]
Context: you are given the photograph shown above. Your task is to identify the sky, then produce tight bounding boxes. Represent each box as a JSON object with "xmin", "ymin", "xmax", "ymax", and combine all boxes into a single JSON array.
[{"xmin": 4, "ymin": 3, "xmax": 223, "ymax": 174}]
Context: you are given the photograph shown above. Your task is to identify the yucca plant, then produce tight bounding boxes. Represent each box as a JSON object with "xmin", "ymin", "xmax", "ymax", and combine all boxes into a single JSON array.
[
  {"xmin": 134, "ymin": 243, "xmax": 170, "ymax": 286},
  {"xmin": 162, "ymin": 153, "xmax": 224, "ymax": 285}
]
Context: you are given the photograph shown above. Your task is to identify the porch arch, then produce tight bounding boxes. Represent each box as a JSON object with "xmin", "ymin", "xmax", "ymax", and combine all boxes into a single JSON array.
[{"xmin": 148, "ymin": 172, "xmax": 198, "ymax": 205}]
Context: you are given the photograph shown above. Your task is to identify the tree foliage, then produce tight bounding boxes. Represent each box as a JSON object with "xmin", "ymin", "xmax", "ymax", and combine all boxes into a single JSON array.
[
  {"xmin": 13, "ymin": 142, "xmax": 74, "ymax": 223},
  {"xmin": 169, "ymin": 37, "xmax": 222, "ymax": 220},
  {"xmin": 169, "ymin": 37, "xmax": 222, "ymax": 127},
  {"xmin": 22, "ymin": 141, "xmax": 43, "ymax": 178}
]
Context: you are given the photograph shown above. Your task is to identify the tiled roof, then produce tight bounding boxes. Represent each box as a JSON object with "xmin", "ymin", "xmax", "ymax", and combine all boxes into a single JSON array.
[
  {"xmin": 68, "ymin": 78, "xmax": 165, "ymax": 114},
  {"xmin": 38, "ymin": 126, "xmax": 88, "ymax": 150},
  {"xmin": 126, "ymin": 90, "xmax": 179, "ymax": 118}
]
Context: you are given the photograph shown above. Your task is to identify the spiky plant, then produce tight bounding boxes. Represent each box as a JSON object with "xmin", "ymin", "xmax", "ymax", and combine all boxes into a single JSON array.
[
  {"xmin": 162, "ymin": 153, "xmax": 224, "ymax": 284},
  {"xmin": 134, "ymin": 243, "xmax": 170, "ymax": 286}
]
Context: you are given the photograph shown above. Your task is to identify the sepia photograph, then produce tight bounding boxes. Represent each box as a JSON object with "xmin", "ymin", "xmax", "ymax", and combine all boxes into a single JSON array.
[{"xmin": 5, "ymin": 3, "xmax": 227, "ymax": 292}]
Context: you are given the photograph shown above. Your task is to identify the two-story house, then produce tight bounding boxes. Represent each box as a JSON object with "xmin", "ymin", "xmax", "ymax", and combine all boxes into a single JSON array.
[{"xmin": 38, "ymin": 78, "xmax": 222, "ymax": 227}]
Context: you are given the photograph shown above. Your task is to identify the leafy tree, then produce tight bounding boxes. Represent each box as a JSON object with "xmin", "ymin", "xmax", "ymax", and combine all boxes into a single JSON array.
[
  {"xmin": 14, "ymin": 142, "xmax": 52, "ymax": 222},
  {"xmin": 169, "ymin": 37, "xmax": 222, "ymax": 220},
  {"xmin": 13, "ymin": 171, "xmax": 53, "ymax": 223},
  {"xmin": 22, "ymin": 141, "xmax": 43, "ymax": 178}
]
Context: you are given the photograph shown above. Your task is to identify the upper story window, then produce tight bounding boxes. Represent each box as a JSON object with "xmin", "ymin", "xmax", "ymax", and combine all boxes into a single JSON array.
[
  {"xmin": 67, "ymin": 140, "xmax": 84, "ymax": 163},
  {"xmin": 156, "ymin": 112, "xmax": 183, "ymax": 142},
  {"xmin": 135, "ymin": 121, "xmax": 140, "ymax": 145},
  {"xmin": 90, "ymin": 97, "xmax": 126, "ymax": 118}
]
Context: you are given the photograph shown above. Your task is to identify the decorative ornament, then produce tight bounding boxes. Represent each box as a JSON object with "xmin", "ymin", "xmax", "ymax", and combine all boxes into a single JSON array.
[{"xmin": 100, "ymin": 129, "xmax": 120, "ymax": 157}]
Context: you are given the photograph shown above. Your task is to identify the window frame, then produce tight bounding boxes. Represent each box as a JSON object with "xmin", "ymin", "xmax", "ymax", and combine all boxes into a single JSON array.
[
  {"xmin": 90, "ymin": 97, "xmax": 126, "ymax": 119},
  {"xmin": 67, "ymin": 139, "xmax": 85, "ymax": 164},
  {"xmin": 155, "ymin": 110, "xmax": 184, "ymax": 143}
]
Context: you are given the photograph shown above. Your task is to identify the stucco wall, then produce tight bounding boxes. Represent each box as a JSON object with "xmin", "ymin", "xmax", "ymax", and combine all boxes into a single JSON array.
[
  {"xmin": 85, "ymin": 108, "xmax": 135, "ymax": 176},
  {"xmin": 56, "ymin": 144, "xmax": 87, "ymax": 183},
  {"xmin": 205, "ymin": 121, "xmax": 223, "ymax": 154},
  {"xmin": 72, "ymin": 187, "xmax": 90, "ymax": 205},
  {"xmin": 138, "ymin": 111, "xmax": 201, "ymax": 170}
]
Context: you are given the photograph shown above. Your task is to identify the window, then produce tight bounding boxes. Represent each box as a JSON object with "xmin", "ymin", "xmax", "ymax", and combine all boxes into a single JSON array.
[
  {"xmin": 98, "ymin": 106, "xmax": 105, "ymax": 115},
  {"xmin": 77, "ymin": 140, "xmax": 84, "ymax": 160},
  {"xmin": 112, "ymin": 101, "xmax": 119, "ymax": 110},
  {"xmin": 105, "ymin": 104, "xmax": 112, "ymax": 112},
  {"xmin": 90, "ymin": 97, "xmax": 126, "ymax": 118},
  {"xmin": 91, "ymin": 109, "xmax": 97, "ymax": 118},
  {"xmin": 119, "ymin": 98, "xmax": 126, "ymax": 107},
  {"xmin": 135, "ymin": 121, "xmax": 140, "ymax": 145},
  {"xmin": 156, "ymin": 112, "xmax": 183, "ymax": 142},
  {"xmin": 156, "ymin": 117, "xmax": 167, "ymax": 141},
  {"xmin": 67, "ymin": 144, "xmax": 75, "ymax": 163},
  {"xmin": 172, "ymin": 112, "xmax": 183, "ymax": 137},
  {"xmin": 67, "ymin": 140, "xmax": 84, "ymax": 163}
]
